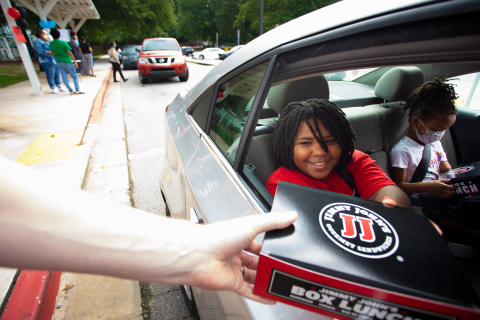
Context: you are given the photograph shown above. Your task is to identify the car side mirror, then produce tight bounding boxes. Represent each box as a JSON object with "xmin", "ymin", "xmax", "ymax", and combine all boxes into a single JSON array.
[{"xmin": 135, "ymin": 48, "xmax": 140, "ymax": 53}]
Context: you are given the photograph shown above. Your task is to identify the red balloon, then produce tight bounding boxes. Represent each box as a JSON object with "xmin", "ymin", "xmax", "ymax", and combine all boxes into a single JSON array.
[{"xmin": 7, "ymin": 7, "xmax": 21, "ymax": 19}]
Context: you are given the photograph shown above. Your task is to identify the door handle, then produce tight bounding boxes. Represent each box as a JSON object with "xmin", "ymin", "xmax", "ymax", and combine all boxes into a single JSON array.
[{"xmin": 189, "ymin": 207, "xmax": 204, "ymax": 224}]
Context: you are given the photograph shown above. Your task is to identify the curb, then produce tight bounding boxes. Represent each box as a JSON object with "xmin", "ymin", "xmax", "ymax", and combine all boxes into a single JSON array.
[
  {"xmin": 1, "ymin": 271, "xmax": 62, "ymax": 320},
  {"xmin": 88, "ymin": 66, "xmax": 113, "ymax": 124}
]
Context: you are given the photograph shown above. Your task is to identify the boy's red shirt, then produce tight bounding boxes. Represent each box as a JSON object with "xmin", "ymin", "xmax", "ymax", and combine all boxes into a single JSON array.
[{"xmin": 266, "ymin": 150, "xmax": 395, "ymax": 199}]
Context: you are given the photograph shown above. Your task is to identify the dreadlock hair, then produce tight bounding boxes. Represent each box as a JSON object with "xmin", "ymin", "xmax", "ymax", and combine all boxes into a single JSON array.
[
  {"xmin": 403, "ymin": 77, "xmax": 458, "ymax": 122},
  {"xmin": 273, "ymin": 98, "xmax": 357, "ymax": 171}
]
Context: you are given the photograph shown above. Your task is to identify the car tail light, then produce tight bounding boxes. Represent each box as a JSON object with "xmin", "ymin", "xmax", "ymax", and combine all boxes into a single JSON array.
[{"xmin": 166, "ymin": 105, "xmax": 169, "ymax": 112}]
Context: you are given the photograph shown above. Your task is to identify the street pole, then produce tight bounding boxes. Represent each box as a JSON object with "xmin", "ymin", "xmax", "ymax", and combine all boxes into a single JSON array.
[
  {"xmin": 259, "ymin": 0, "xmax": 263, "ymax": 35},
  {"xmin": 216, "ymin": 32, "xmax": 218, "ymax": 48},
  {"xmin": 237, "ymin": 29, "xmax": 240, "ymax": 46},
  {"xmin": 0, "ymin": 0, "xmax": 43, "ymax": 95}
]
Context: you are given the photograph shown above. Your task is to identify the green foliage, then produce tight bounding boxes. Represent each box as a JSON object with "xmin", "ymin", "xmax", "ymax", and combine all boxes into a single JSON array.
[
  {"xmin": 83, "ymin": 0, "xmax": 176, "ymax": 45},
  {"xmin": 175, "ymin": 0, "xmax": 216, "ymax": 42},
  {"xmin": 235, "ymin": 0, "xmax": 340, "ymax": 42},
  {"xmin": 2, "ymin": 0, "xmax": 341, "ymax": 50}
]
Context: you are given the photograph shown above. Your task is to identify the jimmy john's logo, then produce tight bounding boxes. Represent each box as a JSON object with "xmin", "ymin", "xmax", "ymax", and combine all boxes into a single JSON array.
[
  {"xmin": 268, "ymin": 271, "xmax": 453, "ymax": 320},
  {"xmin": 447, "ymin": 166, "xmax": 474, "ymax": 175},
  {"xmin": 319, "ymin": 202, "xmax": 399, "ymax": 259}
]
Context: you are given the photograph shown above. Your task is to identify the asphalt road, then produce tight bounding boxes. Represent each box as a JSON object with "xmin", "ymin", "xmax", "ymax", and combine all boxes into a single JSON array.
[{"xmin": 120, "ymin": 62, "xmax": 215, "ymax": 320}]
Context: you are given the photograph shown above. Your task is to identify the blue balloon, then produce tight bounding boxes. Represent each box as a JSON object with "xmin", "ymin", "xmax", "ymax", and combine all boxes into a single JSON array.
[
  {"xmin": 47, "ymin": 20, "xmax": 56, "ymax": 28},
  {"xmin": 39, "ymin": 20, "xmax": 48, "ymax": 28}
]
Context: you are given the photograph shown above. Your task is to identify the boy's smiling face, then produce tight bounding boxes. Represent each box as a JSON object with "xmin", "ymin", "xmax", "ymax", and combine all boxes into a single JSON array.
[{"xmin": 293, "ymin": 118, "xmax": 341, "ymax": 180}]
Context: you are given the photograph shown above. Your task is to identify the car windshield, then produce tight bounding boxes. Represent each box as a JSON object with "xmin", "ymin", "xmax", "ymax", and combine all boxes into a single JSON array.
[
  {"xmin": 124, "ymin": 47, "xmax": 138, "ymax": 54},
  {"xmin": 143, "ymin": 40, "xmax": 179, "ymax": 51}
]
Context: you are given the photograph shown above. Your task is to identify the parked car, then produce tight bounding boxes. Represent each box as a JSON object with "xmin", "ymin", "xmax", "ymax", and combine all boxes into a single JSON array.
[
  {"xmin": 182, "ymin": 46, "xmax": 194, "ymax": 56},
  {"xmin": 219, "ymin": 45, "xmax": 244, "ymax": 60},
  {"xmin": 121, "ymin": 45, "xmax": 141, "ymax": 70},
  {"xmin": 192, "ymin": 47, "xmax": 225, "ymax": 60},
  {"xmin": 137, "ymin": 37, "xmax": 188, "ymax": 84},
  {"xmin": 160, "ymin": 0, "xmax": 480, "ymax": 319}
]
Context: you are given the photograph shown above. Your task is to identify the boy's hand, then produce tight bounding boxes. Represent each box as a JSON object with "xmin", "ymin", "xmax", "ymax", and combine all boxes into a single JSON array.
[{"xmin": 425, "ymin": 179, "xmax": 457, "ymax": 199}]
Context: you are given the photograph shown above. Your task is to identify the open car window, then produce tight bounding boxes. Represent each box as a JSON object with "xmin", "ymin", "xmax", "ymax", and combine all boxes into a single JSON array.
[
  {"xmin": 209, "ymin": 61, "xmax": 269, "ymax": 163},
  {"xmin": 449, "ymin": 73, "xmax": 480, "ymax": 110}
]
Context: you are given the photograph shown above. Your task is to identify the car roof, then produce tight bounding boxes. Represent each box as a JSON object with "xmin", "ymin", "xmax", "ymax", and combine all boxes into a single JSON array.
[
  {"xmin": 143, "ymin": 37, "xmax": 177, "ymax": 41},
  {"xmin": 185, "ymin": 0, "xmax": 452, "ymax": 99},
  {"xmin": 124, "ymin": 45, "xmax": 141, "ymax": 48}
]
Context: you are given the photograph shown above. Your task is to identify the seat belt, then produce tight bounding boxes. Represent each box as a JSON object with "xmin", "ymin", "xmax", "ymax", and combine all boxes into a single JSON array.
[
  {"xmin": 334, "ymin": 163, "xmax": 360, "ymax": 197},
  {"xmin": 410, "ymin": 144, "xmax": 431, "ymax": 183}
]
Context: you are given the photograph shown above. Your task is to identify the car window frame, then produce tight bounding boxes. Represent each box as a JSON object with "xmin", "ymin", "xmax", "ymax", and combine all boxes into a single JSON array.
[
  {"xmin": 204, "ymin": 58, "xmax": 277, "ymax": 167},
  {"xmin": 234, "ymin": 5, "xmax": 480, "ymax": 210},
  {"xmin": 188, "ymin": 0, "xmax": 480, "ymax": 212}
]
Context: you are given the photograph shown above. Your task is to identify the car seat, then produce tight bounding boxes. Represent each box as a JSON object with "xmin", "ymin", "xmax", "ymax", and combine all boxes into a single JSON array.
[
  {"xmin": 364, "ymin": 67, "xmax": 425, "ymax": 176},
  {"xmin": 244, "ymin": 75, "xmax": 330, "ymax": 205}
]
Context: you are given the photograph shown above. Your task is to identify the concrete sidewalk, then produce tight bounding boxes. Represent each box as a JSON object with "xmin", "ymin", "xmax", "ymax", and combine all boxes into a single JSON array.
[{"xmin": 0, "ymin": 57, "xmax": 143, "ymax": 319}]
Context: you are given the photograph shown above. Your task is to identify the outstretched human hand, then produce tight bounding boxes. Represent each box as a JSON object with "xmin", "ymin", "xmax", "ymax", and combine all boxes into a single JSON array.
[
  {"xmin": 0, "ymin": 156, "xmax": 297, "ymax": 305},
  {"xmin": 173, "ymin": 212, "xmax": 298, "ymax": 304}
]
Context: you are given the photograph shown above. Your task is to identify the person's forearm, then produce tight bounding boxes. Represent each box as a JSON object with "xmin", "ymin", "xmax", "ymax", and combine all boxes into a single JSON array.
[
  {"xmin": 68, "ymin": 51, "xmax": 76, "ymax": 62},
  {"xmin": 0, "ymin": 158, "xmax": 193, "ymax": 282},
  {"xmin": 397, "ymin": 181, "xmax": 432, "ymax": 195},
  {"xmin": 372, "ymin": 185, "xmax": 411, "ymax": 208},
  {"xmin": 0, "ymin": 156, "xmax": 296, "ymax": 296}
]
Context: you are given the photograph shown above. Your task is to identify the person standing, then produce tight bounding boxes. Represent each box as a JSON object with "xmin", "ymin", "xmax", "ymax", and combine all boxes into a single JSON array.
[
  {"xmin": 69, "ymin": 32, "xmax": 82, "ymax": 75},
  {"xmin": 33, "ymin": 30, "xmax": 63, "ymax": 94},
  {"xmin": 49, "ymin": 29, "xmax": 83, "ymax": 95},
  {"xmin": 118, "ymin": 47, "xmax": 123, "ymax": 63},
  {"xmin": 79, "ymin": 36, "xmax": 95, "ymax": 77},
  {"xmin": 108, "ymin": 41, "xmax": 128, "ymax": 83}
]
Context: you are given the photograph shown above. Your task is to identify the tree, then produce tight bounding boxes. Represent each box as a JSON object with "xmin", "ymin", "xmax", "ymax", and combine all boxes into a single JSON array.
[
  {"xmin": 235, "ymin": 0, "xmax": 340, "ymax": 42},
  {"xmin": 175, "ymin": 0, "xmax": 216, "ymax": 44},
  {"xmin": 82, "ymin": 0, "xmax": 176, "ymax": 45},
  {"xmin": 209, "ymin": 0, "xmax": 242, "ymax": 45}
]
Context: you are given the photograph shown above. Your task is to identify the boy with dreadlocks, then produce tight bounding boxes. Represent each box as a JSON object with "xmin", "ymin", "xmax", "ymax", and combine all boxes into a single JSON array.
[
  {"xmin": 390, "ymin": 77, "xmax": 458, "ymax": 199},
  {"xmin": 265, "ymin": 98, "xmax": 411, "ymax": 208}
]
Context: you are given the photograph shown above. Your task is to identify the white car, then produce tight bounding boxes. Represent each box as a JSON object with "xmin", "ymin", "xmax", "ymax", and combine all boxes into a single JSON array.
[{"xmin": 192, "ymin": 48, "xmax": 225, "ymax": 60}]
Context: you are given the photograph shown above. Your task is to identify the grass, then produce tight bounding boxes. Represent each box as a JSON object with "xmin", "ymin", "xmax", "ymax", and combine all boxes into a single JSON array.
[
  {"xmin": 0, "ymin": 74, "xmax": 29, "ymax": 87},
  {"xmin": 0, "ymin": 65, "xmax": 41, "ymax": 88}
]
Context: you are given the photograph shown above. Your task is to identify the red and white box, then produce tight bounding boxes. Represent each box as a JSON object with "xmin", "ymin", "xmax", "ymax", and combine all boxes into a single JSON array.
[{"xmin": 253, "ymin": 181, "xmax": 480, "ymax": 319}]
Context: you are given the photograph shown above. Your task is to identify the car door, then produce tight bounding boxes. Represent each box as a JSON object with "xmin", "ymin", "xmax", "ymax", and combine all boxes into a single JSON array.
[
  {"xmin": 166, "ymin": 1, "xmax": 480, "ymax": 318},
  {"xmin": 183, "ymin": 57, "xmax": 326, "ymax": 319}
]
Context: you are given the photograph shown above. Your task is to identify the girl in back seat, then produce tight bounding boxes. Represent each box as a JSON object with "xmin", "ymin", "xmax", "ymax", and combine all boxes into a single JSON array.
[
  {"xmin": 265, "ymin": 98, "xmax": 411, "ymax": 208},
  {"xmin": 390, "ymin": 77, "xmax": 457, "ymax": 200}
]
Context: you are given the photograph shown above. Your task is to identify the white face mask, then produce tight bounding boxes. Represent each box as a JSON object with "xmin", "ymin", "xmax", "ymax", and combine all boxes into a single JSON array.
[{"xmin": 415, "ymin": 119, "xmax": 445, "ymax": 145}]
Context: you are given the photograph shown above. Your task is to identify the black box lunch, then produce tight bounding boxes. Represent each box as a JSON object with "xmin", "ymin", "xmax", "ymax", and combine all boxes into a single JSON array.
[
  {"xmin": 253, "ymin": 181, "xmax": 480, "ymax": 319},
  {"xmin": 441, "ymin": 161, "xmax": 480, "ymax": 198}
]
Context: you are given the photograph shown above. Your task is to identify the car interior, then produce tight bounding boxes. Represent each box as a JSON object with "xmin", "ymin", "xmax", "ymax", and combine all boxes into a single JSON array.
[
  {"xmin": 236, "ymin": 62, "xmax": 480, "ymax": 296},
  {"xmin": 196, "ymin": 9, "xmax": 480, "ymax": 299}
]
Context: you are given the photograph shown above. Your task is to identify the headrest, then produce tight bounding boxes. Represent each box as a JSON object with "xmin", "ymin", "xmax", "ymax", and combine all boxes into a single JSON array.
[
  {"xmin": 267, "ymin": 75, "xmax": 329, "ymax": 115},
  {"xmin": 374, "ymin": 67, "xmax": 424, "ymax": 102}
]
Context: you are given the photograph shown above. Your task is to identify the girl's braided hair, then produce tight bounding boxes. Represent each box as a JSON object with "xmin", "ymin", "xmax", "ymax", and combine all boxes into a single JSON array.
[
  {"xmin": 403, "ymin": 77, "xmax": 458, "ymax": 122},
  {"xmin": 273, "ymin": 98, "xmax": 356, "ymax": 170}
]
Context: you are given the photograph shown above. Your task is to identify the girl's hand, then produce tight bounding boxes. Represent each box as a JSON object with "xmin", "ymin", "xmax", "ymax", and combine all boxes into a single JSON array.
[{"xmin": 424, "ymin": 180, "xmax": 456, "ymax": 199}]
